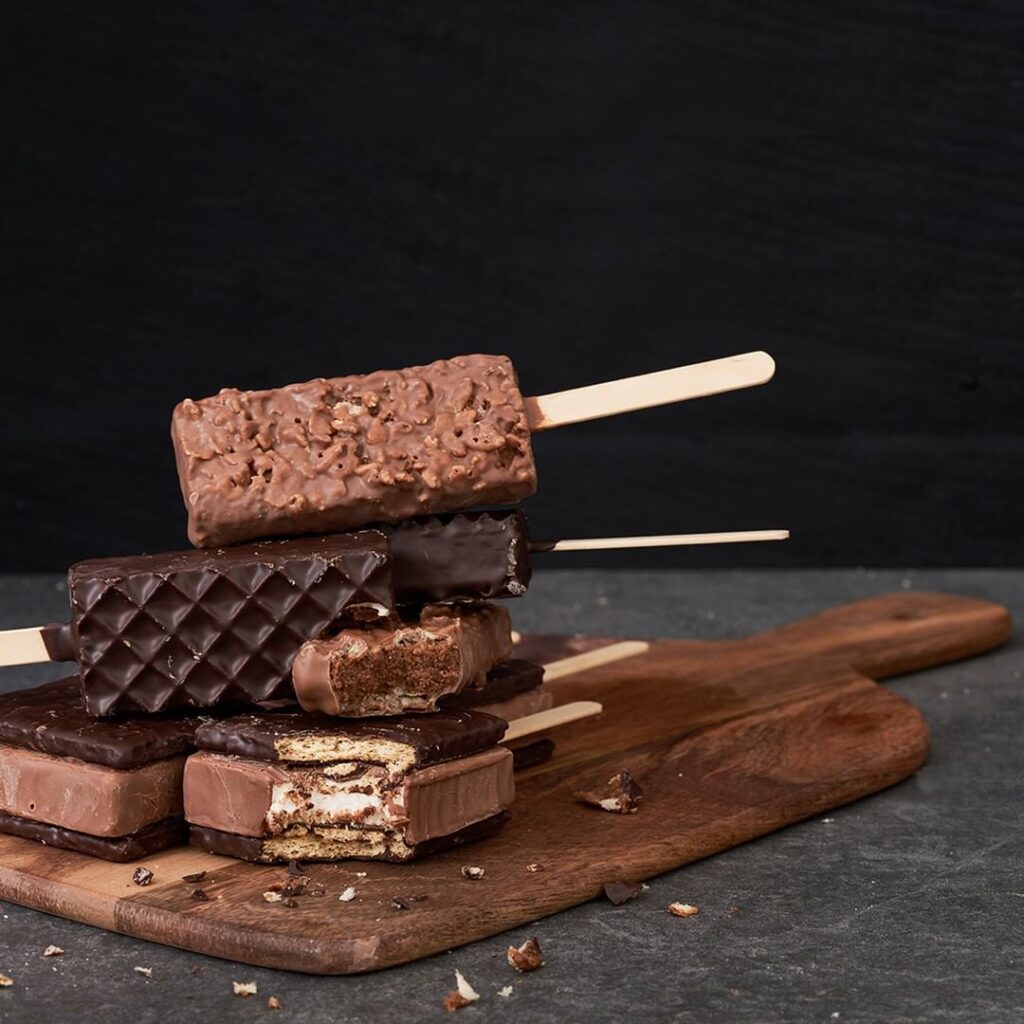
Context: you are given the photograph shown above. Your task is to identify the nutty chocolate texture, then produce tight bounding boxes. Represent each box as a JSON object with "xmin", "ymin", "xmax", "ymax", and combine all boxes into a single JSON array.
[{"xmin": 173, "ymin": 354, "xmax": 538, "ymax": 548}]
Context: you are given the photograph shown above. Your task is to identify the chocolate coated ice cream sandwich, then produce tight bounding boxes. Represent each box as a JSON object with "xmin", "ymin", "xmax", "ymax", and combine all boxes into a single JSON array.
[
  {"xmin": 185, "ymin": 708, "xmax": 514, "ymax": 863},
  {"xmin": 0, "ymin": 678, "xmax": 208, "ymax": 860}
]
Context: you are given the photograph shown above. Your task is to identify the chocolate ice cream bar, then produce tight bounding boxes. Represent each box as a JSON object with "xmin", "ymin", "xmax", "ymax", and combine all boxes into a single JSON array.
[
  {"xmin": 0, "ymin": 514, "xmax": 533, "ymax": 716},
  {"xmin": 292, "ymin": 601, "xmax": 513, "ymax": 717},
  {"xmin": 186, "ymin": 708, "xmax": 513, "ymax": 863},
  {"xmin": 173, "ymin": 354, "xmax": 537, "ymax": 548},
  {"xmin": 0, "ymin": 678, "xmax": 206, "ymax": 860},
  {"xmin": 172, "ymin": 351, "xmax": 778, "ymax": 548}
]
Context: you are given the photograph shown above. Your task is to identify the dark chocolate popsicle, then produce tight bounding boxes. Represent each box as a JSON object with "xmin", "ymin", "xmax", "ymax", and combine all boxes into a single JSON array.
[{"xmin": 0, "ymin": 513, "xmax": 532, "ymax": 716}]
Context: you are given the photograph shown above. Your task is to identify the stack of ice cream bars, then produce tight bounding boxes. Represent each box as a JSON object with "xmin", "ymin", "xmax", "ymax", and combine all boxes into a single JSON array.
[{"xmin": 0, "ymin": 352, "xmax": 783, "ymax": 863}]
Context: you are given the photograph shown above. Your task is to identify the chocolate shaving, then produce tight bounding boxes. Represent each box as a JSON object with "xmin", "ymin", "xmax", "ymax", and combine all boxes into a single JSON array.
[
  {"xmin": 286, "ymin": 859, "xmax": 305, "ymax": 876},
  {"xmin": 131, "ymin": 867, "xmax": 153, "ymax": 887},
  {"xmin": 181, "ymin": 871, "xmax": 207, "ymax": 884},
  {"xmin": 507, "ymin": 937, "xmax": 544, "ymax": 973},
  {"xmin": 604, "ymin": 881, "xmax": 642, "ymax": 906},
  {"xmin": 575, "ymin": 770, "xmax": 643, "ymax": 814},
  {"xmin": 191, "ymin": 888, "xmax": 210, "ymax": 902}
]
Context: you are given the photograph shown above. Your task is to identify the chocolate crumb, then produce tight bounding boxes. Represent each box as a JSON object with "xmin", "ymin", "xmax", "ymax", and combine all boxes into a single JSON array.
[
  {"xmin": 42, "ymin": 945, "xmax": 64, "ymax": 957},
  {"xmin": 286, "ymin": 860, "xmax": 304, "ymax": 876},
  {"xmin": 668, "ymin": 902, "xmax": 699, "ymax": 917},
  {"xmin": 233, "ymin": 980, "xmax": 257, "ymax": 997},
  {"xmin": 267, "ymin": 995, "xmax": 283, "ymax": 1010},
  {"xmin": 604, "ymin": 881, "xmax": 642, "ymax": 906},
  {"xmin": 391, "ymin": 897, "xmax": 410, "ymax": 911},
  {"xmin": 443, "ymin": 970, "xmax": 479, "ymax": 1011},
  {"xmin": 526, "ymin": 863, "xmax": 544, "ymax": 873},
  {"xmin": 282, "ymin": 897, "xmax": 298, "ymax": 908},
  {"xmin": 191, "ymin": 888, "xmax": 210, "ymax": 902},
  {"xmin": 507, "ymin": 937, "xmax": 544, "ymax": 972},
  {"xmin": 461, "ymin": 865, "xmax": 485, "ymax": 880},
  {"xmin": 575, "ymin": 770, "xmax": 643, "ymax": 814},
  {"xmin": 131, "ymin": 867, "xmax": 153, "ymax": 887},
  {"xmin": 181, "ymin": 871, "xmax": 207, "ymax": 884}
]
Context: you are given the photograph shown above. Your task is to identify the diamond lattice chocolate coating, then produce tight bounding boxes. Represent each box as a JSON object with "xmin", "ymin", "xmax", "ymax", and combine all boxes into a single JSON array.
[{"xmin": 69, "ymin": 532, "xmax": 392, "ymax": 715}]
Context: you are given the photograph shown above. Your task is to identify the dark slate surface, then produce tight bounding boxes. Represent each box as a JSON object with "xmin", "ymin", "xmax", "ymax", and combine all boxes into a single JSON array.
[{"xmin": 0, "ymin": 568, "xmax": 1020, "ymax": 1023}]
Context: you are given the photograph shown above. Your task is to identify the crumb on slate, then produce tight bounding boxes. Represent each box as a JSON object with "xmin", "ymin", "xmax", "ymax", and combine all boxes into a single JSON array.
[
  {"xmin": 42, "ymin": 945, "xmax": 64, "ymax": 957},
  {"xmin": 668, "ymin": 902, "xmax": 699, "ymax": 917},
  {"xmin": 133, "ymin": 967, "xmax": 152, "ymax": 978},
  {"xmin": 507, "ymin": 937, "xmax": 544, "ymax": 973},
  {"xmin": 233, "ymin": 980, "xmax": 258, "ymax": 997},
  {"xmin": 267, "ymin": 996, "xmax": 282, "ymax": 1010},
  {"xmin": 0, "ymin": 974, "xmax": 13, "ymax": 987},
  {"xmin": 444, "ymin": 970, "xmax": 479, "ymax": 1011}
]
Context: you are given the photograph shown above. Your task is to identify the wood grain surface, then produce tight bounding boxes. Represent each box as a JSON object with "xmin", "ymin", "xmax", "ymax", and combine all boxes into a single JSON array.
[{"xmin": 0, "ymin": 591, "xmax": 1009, "ymax": 974}]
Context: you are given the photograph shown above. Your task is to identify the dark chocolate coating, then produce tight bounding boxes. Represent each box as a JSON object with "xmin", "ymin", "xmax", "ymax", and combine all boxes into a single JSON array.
[
  {"xmin": 68, "ymin": 531, "xmax": 392, "ymax": 715},
  {"xmin": 194, "ymin": 707, "xmax": 507, "ymax": 766},
  {"xmin": 189, "ymin": 811, "xmax": 511, "ymax": 864},
  {"xmin": 0, "ymin": 678, "xmax": 208, "ymax": 770},
  {"xmin": 510, "ymin": 739, "xmax": 555, "ymax": 771},
  {"xmin": 440, "ymin": 659, "xmax": 544, "ymax": 709},
  {"xmin": 0, "ymin": 813, "xmax": 185, "ymax": 862},
  {"xmin": 387, "ymin": 510, "xmax": 532, "ymax": 603}
]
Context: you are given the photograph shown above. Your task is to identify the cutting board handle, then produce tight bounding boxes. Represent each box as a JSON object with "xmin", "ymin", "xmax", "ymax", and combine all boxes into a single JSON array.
[{"xmin": 736, "ymin": 591, "xmax": 1011, "ymax": 679}]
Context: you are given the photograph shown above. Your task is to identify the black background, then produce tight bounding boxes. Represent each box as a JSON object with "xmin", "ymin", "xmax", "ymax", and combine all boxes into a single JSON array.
[{"xmin": 4, "ymin": 3, "xmax": 1021, "ymax": 571}]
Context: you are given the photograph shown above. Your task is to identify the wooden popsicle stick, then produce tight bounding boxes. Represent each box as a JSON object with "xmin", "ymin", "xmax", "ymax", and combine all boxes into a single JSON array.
[
  {"xmin": 541, "ymin": 640, "xmax": 651, "ymax": 681},
  {"xmin": 525, "ymin": 351, "xmax": 776, "ymax": 431},
  {"xmin": 0, "ymin": 626, "xmax": 55, "ymax": 667},
  {"xmin": 544, "ymin": 529, "xmax": 789, "ymax": 553},
  {"xmin": 503, "ymin": 700, "xmax": 603, "ymax": 742}
]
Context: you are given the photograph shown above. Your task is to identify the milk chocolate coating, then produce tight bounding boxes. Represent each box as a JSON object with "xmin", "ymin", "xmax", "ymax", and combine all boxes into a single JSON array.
[
  {"xmin": 188, "ymin": 811, "xmax": 510, "ymax": 864},
  {"xmin": 184, "ymin": 747, "xmax": 513, "ymax": 844},
  {"xmin": 68, "ymin": 531, "xmax": 392, "ymax": 715},
  {"xmin": 172, "ymin": 354, "xmax": 538, "ymax": 548},
  {"xmin": 195, "ymin": 707, "xmax": 506, "ymax": 767},
  {"xmin": 0, "ymin": 678, "xmax": 208, "ymax": 769},
  {"xmin": 0, "ymin": 812, "xmax": 185, "ymax": 862},
  {"xmin": 387, "ymin": 509, "xmax": 532, "ymax": 602},
  {"xmin": 0, "ymin": 745, "xmax": 185, "ymax": 837},
  {"xmin": 292, "ymin": 602, "xmax": 513, "ymax": 717}
]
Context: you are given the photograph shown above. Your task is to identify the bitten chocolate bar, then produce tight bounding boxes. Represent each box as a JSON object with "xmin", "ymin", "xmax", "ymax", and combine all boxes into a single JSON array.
[
  {"xmin": 173, "ymin": 355, "xmax": 537, "ymax": 548},
  {"xmin": 185, "ymin": 708, "xmax": 513, "ymax": 863},
  {"xmin": 0, "ymin": 678, "xmax": 207, "ymax": 860},
  {"xmin": 0, "ymin": 512, "xmax": 533, "ymax": 716},
  {"xmin": 292, "ymin": 601, "xmax": 513, "ymax": 717}
]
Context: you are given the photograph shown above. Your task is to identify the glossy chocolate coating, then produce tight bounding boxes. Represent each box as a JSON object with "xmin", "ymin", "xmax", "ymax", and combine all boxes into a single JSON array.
[
  {"xmin": 173, "ymin": 354, "xmax": 538, "ymax": 547},
  {"xmin": 195, "ymin": 707, "xmax": 507, "ymax": 766},
  {"xmin": 68, "ymin": 531, "xmax": 392, "ymax": 715},
  {"xmin": 387, "ymin": 509, "xmax": 532, "ymax": 602},
  {"xmin": 0, "ymin": 812, "xmax": 185, "ymax": 862},
  {"xmin": 188, "ymin": 811, "xmax": 510, "ymax": 864},
  {"xmin": 0, "ymin": 678, "xmax": 208, "ymax": 770},
  {"xmin": 440, "ymin": 659, "xmax": 544, "ymax": 709}
]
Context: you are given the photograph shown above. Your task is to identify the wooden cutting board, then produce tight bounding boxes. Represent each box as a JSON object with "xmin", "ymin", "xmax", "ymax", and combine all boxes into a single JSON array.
[{"xmin": 0, "ymin": 591, "xmax": 1009, "ymax": 974}]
